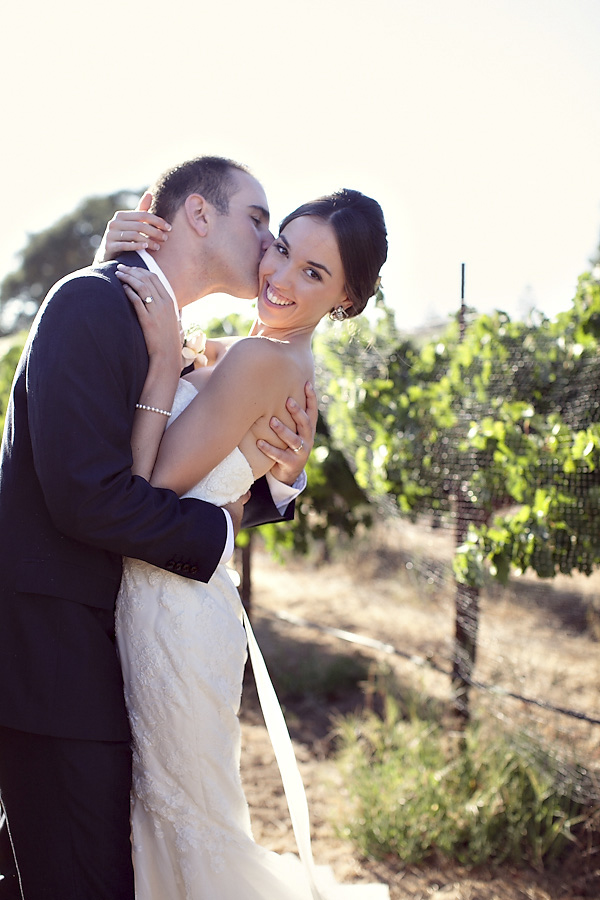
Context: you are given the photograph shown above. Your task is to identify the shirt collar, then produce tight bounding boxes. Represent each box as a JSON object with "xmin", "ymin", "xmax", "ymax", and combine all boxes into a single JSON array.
[{"xmin": 137, "ymin": 248, "xmax": 179, "ymax": 313}]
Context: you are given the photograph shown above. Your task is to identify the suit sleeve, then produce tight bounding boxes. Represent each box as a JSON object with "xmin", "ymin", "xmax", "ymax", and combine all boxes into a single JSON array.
[
  {"xmin": 241, "ymin": 476, "xmax": 295, "ymax": 529},
  {"xmin": 26, "ymin": 269, "xmax": 227, "ymax": 583}
]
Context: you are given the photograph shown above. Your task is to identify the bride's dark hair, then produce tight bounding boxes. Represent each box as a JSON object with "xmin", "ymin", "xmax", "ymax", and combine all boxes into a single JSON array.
[{"xmin": 279, "ymin": 189, "xmax": 388, "ymax": 318}]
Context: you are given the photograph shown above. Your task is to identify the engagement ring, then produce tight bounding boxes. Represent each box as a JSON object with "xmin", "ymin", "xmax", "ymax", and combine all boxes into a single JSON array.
[{"xmin": 144, "ymin": 296, "xmax": 154, "ymax": 304}]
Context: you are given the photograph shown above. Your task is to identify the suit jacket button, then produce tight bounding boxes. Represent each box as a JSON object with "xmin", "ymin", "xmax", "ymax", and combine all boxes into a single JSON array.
[
  {"xmin": 173, "ymin": 562, "xmax": 182, "ymax": 572},
  {"xmin": 182, "ymin": 563, "xmax": 190, "ymax": 574},
  {"xmin": 190, "ymin": 565, "xmax": 198, "ymax": 574}
]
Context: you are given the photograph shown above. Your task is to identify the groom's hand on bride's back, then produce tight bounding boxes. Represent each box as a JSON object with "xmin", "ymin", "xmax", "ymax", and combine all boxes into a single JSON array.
[
  {"xmin": 257, "ymin": 381, "xmax": 318, "ymax": 485},
  {"xmin": 223, "ymin": 491, "xmax": 251, "ymax": 537}
]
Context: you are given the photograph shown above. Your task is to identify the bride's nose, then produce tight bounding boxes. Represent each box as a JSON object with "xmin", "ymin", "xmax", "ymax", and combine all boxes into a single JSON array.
[{"xmin": 271, "ymin": 261, "xmax": 293, "ymax": 292}]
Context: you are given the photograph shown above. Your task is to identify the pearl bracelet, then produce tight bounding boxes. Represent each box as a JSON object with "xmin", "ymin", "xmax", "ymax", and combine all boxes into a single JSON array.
[{"xmin": 135, "ymin": 403, "xmax": 172, "ymax": 418}]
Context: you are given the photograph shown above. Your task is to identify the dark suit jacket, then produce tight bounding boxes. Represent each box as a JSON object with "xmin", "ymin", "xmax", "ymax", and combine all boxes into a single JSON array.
[{"xmin": 0, "ymin": 253, "xmax": 290, "ymax": 741}]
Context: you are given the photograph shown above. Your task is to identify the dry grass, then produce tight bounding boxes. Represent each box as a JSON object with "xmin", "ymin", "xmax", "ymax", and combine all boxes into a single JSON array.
[{"xmin": 238, "ymin": 517, "xmax": 600, "ymax": 899}]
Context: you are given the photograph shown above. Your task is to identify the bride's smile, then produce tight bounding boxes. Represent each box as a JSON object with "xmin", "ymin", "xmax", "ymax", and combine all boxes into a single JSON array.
[{"xmin": 265, "ymin": 283, "xmax": 294, "ymax": 307}]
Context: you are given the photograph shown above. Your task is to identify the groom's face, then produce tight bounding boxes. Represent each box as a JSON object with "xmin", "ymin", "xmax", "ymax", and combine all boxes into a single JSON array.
[{"xmin": 210, "ymin": 170, "xmax": 274, "ymax": 299}]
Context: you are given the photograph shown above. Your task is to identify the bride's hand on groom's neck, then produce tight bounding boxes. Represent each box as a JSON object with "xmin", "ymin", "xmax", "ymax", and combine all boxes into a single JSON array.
[{"xmin": 94, "ymin": 191, "xmax": 172, "ymax": 264}]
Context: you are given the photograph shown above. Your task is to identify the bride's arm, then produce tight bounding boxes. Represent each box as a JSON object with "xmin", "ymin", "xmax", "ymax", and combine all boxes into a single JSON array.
[
  {"xmin": 93, "ymin": 192, "xmax": 171, "ymax": 264},
  {"xmin": 116, "ymin": 267, "xmax": 183, "ymax": 481},
  {"xmin": 152, "ymin": 337, "xmax": 284, "ymax": 495}
]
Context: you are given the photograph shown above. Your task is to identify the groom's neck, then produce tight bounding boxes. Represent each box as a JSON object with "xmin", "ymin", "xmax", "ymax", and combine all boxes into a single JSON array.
[{"xmin": 146, "ymin": 244, "xmax": 214, "ymax": 310}]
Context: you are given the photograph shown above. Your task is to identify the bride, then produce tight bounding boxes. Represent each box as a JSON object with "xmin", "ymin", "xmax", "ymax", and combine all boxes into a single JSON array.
[{"xmin": 105, "ymin": 189, "xmax": 389, "ymax": 899}]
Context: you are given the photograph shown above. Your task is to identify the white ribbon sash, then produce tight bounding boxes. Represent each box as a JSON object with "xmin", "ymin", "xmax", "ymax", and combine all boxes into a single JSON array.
[{"xmin": 242, "ymin": 609, "xmax": 325, "ymax": 900}]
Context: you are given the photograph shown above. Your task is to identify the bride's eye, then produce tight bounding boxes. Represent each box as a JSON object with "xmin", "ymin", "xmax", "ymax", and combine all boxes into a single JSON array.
[
  {"xmin": 274, "ymin": 242, "xmax": 288, "ymax": 256},
  {"xmin": 305, "ymin": 267, "xmax": 322, "ymax": 281}
]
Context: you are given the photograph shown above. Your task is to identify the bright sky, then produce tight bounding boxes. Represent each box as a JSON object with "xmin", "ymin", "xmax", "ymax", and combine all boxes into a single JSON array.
[{"xmin": 2, "ymin": 0, "xmax": 600, "ymax": 331}]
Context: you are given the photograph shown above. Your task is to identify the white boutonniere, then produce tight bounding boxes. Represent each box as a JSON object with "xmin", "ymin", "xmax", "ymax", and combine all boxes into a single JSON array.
[{"xmin": 182, "ymin": 325, "xmax": 208, "ymax": 367}]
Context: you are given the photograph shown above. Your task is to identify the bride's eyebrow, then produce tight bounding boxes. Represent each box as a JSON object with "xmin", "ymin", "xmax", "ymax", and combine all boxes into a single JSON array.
[{"xmin": 279, "ymin": 233, "xmax": 332, "ymax": 278}]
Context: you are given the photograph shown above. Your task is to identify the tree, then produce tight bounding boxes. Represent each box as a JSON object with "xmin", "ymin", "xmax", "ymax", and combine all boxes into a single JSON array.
[{"xmin": 0, "ymin": 189, "xmax": 141, "ymax": 334}]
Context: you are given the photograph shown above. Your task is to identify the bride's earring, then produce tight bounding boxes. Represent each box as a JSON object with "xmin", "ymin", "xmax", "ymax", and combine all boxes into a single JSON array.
[{"xmin": 329, "ymin": 306, "xmax": 348, "ymax": 322}]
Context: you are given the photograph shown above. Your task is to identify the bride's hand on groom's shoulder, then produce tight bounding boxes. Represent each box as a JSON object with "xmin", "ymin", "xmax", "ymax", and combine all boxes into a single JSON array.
[
  {"xmin": 116, "ymin": 265, "xmax": 182, "ymax": 373},
  {"xmin": 94, "ymin": 191, "xmax": 172, "ymax": 263}
]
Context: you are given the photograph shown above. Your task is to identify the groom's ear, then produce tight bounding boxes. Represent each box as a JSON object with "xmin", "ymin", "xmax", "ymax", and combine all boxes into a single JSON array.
[{"xmin": 183, "ymin": 194, "xmax": 211, "ymax": 238}]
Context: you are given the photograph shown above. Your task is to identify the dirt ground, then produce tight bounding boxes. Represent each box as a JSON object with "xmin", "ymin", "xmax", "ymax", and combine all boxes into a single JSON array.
[{"xmin": 236, "ymin": 525, "xmax": 600, "ymax": 900}]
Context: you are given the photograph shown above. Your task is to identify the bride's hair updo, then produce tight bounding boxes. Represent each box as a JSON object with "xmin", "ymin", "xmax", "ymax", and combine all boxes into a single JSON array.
[{"xmin": 279, "ymin": 189, "xmax": 388, "ymax": 318}]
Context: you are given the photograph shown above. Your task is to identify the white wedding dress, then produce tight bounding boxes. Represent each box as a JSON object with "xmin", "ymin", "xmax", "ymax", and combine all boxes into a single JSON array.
[{"xmin": 116, "ymin": 379, "xmax": 389, "ymax": 900}]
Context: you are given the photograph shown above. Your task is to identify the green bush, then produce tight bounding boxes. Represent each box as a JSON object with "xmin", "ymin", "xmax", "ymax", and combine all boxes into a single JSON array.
[{"xmin": 335, "ymin": 697, "xmax": 586, "ymax": 870}]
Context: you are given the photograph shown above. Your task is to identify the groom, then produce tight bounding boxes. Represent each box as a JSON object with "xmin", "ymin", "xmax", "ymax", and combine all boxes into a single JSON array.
[{"xmin": 0, "ymin": 156, "xmax": 316, "ymax": 899}]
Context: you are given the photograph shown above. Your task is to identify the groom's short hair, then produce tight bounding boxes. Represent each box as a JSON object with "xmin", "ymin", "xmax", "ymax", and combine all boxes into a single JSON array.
[{"xmin": 150, "ymin": 156, "xmax": 250, "ymax": 221}]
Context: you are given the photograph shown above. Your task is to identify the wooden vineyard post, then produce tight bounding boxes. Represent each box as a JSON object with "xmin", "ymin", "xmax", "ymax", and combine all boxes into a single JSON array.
[
  {"xmin": 452, "ymin": 264, "xmax": 480, "ymax": 721},
  {"xmin": 452, "ymin": 488, "xmax": 480, "ymax": 720}
]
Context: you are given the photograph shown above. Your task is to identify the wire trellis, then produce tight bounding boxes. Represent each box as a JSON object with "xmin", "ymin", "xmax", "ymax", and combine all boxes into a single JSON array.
[{"xmin": 310, "ymin": 308, "xmax": 600, "ymax": 806}]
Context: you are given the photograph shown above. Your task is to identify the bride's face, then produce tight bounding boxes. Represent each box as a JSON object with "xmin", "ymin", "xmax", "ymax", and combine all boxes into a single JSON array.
[{"xmin": 257, "ymin": 216, "xmax": 350, "ymax": 330}]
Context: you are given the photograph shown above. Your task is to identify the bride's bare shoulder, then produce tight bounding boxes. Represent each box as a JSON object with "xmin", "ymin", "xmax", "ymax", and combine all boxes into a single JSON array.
[
  {"xmin": 219, "ymin": 334, "xmax": 295, "ymax": 370},
  {"xmin": 186, "ymin": 335, "xmax": 310, "ymax": 404}
]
